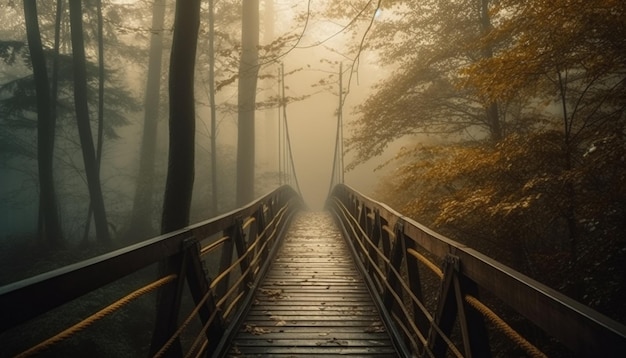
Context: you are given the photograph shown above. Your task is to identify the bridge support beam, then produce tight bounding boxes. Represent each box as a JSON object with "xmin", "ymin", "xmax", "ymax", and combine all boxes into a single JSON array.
[
  {"xmin": 149, "ymin": 239, "xmax": 190, "ymax": 357},
  {"xmin": 366, "ymin": 210, "xmax": 383, "ymax": 276},
  {"xmin": 216, "ymin": 217, "xmax": 249, "ymax": 299},
  {"xmin": 427, "ymin": 254, "xmax": 491, "ymax": 358},
  {"xmin": 383, "ymin": 222, "xmax": 405, "ymax": 310},
  {"xmin": 184, "ymin": 238, "xmax": 224, "ymax": 354},
  {"xmin": 400, "ymin": 228, "xmax": 430, "ymax": 347}
]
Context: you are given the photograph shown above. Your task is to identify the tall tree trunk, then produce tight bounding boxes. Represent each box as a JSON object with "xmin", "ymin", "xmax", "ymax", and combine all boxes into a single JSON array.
[
  {"xmin": 262, "ymin": 0, "xmax": 276, "ymax": 169},
  {"xmin": 556, "ymin": 70, "xmax": 579, "ymax": 261},
  {"xmin": 82, "ymin": 0, "xmax": 106, "ymax": 243},
  {"xmin": 24, "ymin": 0, "xmax": 63, "ymax": 247},
  {"xmin": 150, "ymin": 0, "xmax": 200, "ymax": 355},
  {"xmin": 208, "ymin": 0, "xmax": 218, "ymax": 215},
  {"xmin": 236, "ymin": 0, "xmax": 260, "ymax": 206},
  {"xmin": 68, "ymin": 0, "xmax": 110, "ymax": 244},
  {"xmin": 129, "ymin": 0, "xmax": 166, "ymax": 238},
  {"xmin": 486, "ymin": 102, "xmax": 501, "ymax": 141},
  {"xmin": 479, "ymin": 0, "xmax": 502, "ymax": 141},
  {"xmin": 160, "ymin": 0, "xmax": 201, "ymax": 234},
  {"xmin": 51, "ymin": 0, "xmax": 62, "ymax": 127},
  {"xmin": 95, "ymin": 0, "xmax": 104, "ymax": 171}
]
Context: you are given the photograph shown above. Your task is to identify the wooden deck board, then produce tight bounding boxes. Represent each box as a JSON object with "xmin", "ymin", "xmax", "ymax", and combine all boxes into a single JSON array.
[{"xmin": 225, "ymin": 211, "xmax": 398, "ymax": 357}]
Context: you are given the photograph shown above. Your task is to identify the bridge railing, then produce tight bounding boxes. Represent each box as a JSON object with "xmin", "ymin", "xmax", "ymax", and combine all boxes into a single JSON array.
[
  {"xmin": 327, "ymin": 184, "xmax": 626, "ymax": 357},
  {"xmin": 0, "ymin": 185, "xmax": 302, "ymax": 357}
]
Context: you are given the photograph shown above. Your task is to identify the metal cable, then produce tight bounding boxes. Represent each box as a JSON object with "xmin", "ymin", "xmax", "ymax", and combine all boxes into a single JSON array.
[
  {"xmin": 15, "ymin": 274, "xmax": 177, "ymax": 358},
  {"xmin": 328, "ymin": 102, "xmax": 343, "ymax": 196},
  {"xmin": 281, "ymin": 80, "xmax": 302, "ymax": 196}
]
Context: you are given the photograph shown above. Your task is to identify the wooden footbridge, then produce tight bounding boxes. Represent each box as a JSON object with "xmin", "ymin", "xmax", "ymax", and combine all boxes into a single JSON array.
[
  {"xmin": 2, "ymin": 185, "xmax": 626, "ymax": 357},
  {"xmin": 224, "ymin": 212, "xmax": 397, "ymax": 357}
]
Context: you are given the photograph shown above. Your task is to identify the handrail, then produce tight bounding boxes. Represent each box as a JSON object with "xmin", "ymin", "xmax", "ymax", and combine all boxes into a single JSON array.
[
  {"xmin": 327, "ymin": 183, "xmax": 626, "ymax": 357},
  {"xmin": 0, "ymin": 185, "xmax": 302, "ymax": 357}
]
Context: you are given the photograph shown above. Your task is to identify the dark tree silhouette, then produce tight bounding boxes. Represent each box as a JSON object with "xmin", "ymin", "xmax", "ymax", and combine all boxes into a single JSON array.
[
  {"xmin": 151, "ymin": 0, "xmax": 201, "ymax": 354},
  {"xmin": 68, "ymin": 0, "xmax": 110, "ymax": 244},
  {"xmin": 82, "ymin": 0, "xmax": 107, "ymax": 243},
  {"xmin": 23, "ymin": 0, "xmax": 63, "ymax": 246},
  {"xmin": 236, "ymin": 0, "xmax": 259, "ymax": 206},
  {"xmin": 208, "ymin": 0, "xmax": 218, "ymax": 215},
  {"xmin": 129, "ymin": 0, "xmax": 167, "ymax": 238},
  {"xmin": 161, "ymin": 0, "xmax": 201, "ymax": 234}
]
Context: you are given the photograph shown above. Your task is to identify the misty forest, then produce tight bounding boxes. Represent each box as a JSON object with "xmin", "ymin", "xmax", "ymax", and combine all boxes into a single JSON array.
[{"xmin": 1, "ymin": 0, "xmax": 625, "ymax": 351}]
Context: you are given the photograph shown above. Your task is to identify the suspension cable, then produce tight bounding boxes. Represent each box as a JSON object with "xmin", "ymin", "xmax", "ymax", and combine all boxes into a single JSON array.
[
  {"xmin": 328, "ymin": 63, "xmax": 345, "ymax": 195},
  {"xmin": 279, "ymin": 63, "xmax": 302, "ymax": 195},
  {"xmin": 282, "ymin": 100, "xmax": 302, "ymax": 195}
]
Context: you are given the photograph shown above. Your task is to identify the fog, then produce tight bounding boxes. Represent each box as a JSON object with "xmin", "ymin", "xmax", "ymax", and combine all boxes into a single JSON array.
[
  {"xmin": 3, "ymin": 2, "xmax": 626, "ymax": 350},
  {"xmin": 285, "ymin": 68, "xmax": 397, "ymax": 208},
  {"xmin": 196, "ymin": 1, "xmax": 395, "ymax": 209},
  {"xmin": 0, "ymin": 0, "xmax": 399, "ymax": 249}
]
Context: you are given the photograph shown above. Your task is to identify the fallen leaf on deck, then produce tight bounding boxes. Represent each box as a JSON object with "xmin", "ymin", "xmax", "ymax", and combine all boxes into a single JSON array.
[
  {"xmin": 244, "ymin": 324, "xmax": 270, "ymax": 335},
  {"xmin": 364, "ymin": 322, "xmax": 386, "ymax": 333}
]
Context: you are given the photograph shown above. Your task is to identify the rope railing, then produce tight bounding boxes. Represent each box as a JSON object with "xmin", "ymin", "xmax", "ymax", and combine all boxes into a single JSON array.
[
  {"xmin": 333, "ymin": 188, "xmax": 549, "ymax": 358},
  {"xmin": 15, "ymin": 274, "xmax": 177, "ymax": 357},
  {"xmin": 463, "ymin": 295, "xmax": 547, "ymax": 358},
  {"xmin": 327, "ymin": 183, "xmax": 626, "ymax": 357},
  {"xmin": 336, "ymin": 195, "xmax": 470, "ymax": 358},
  {"xmin": 184, "ymin": 306, "xmax": 221, "ymax": 358},
  {"xmin": 8, "ymin": 181, "xmax": 625, "ymax": 357},
  {"xmin": 0, "ymin": 185, "xmax": 302, "ymax": 358},
  {"xmin": 152, "ymin": 274, "xmax": 213, "ymax": 358},
  {"xmin": 406, "ymin": 246, "xmax": 547, "ymax": 357},
  {"xmin": 331, "ymin": 196, "xmax": 458, "ymax": 358},
  {"xmin": 407, "ymin": 248, "xmax": 443, "ymax": 279},
  {"xmin": 200, "ymin": 235, "xmax": 230, "ymax": 256},
  {"xmin": 153, "ymin": 191, "xmax": 300, "ymax": 357}
]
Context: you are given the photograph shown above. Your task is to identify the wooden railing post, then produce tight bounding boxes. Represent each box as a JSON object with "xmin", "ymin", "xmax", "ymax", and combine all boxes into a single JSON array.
[
  {"xmin": 342, "ymin": 196, "xmax": 359, "ymax": 247},
  {"xmin": 267, "ymin": 197, "xmax": 275, "ymax": 220},
  {"xmin": 400, "ymin": 238, "xmax": 430, "ymax": 341},
  {"xmin": 367, "ymin": 209, "xmax": 383, "ymax": 274},
  {"xmin": 381, "ymin": 220, "xmax": 391, "ymax": 260},
  {"xmin": 356, "ymin": 203, "xmax": 367, "ymax": 262},
  {"xmin": 365, "ymin": 207, "xmax": 374, "ymax": 238},
  {"xmin": 256, "ymin": 204, "xmax": 268, "ymax": 264},
  {"xmin": 149, "ymin": 238, "xmax": 191, "ymax": 358},
  {"xmin": 383, "ymin": 222, "xmax": 405, "ymax": 310},
  {"xmin": 427, "ymin": 254, "xmax": 490, "ymax": 357},
  {"xmin": 427, "ymin": 254, "xmax": 459, "ymax": 357},
  {"xmin": 455, "ymin": 270, "xmax": 490, "ymax": 357},
  {"xmin": 248, "ymin": 212, "xmax": 260, "ymax": 278},
  {"xmin": 216, "ymin": 233, "xmax": 234, "ymax": 300},
  {"xmin": 183, "ymin": 238, "xmax": 224, "ymax": 354},
  {"xmin": 231, "ymin": 217, "xmax": 249, "ymax": 274},
  {"xmin": 216, "ymin": 217, "xmax": 249, "ymax": 301}
]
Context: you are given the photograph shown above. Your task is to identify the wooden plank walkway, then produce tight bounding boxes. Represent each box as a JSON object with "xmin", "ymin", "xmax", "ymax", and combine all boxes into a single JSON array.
[{"xmin": 225, "ymin": 211, "xmax": 398, "ymax": 357}]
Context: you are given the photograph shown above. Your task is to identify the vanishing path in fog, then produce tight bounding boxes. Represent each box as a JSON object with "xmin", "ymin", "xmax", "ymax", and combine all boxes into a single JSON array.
[{"xmin": 226, "ymin": 211, "xmax": 397, "ymax": 356}]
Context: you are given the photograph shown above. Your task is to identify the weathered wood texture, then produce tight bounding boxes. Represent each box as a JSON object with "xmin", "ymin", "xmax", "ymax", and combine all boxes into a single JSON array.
[{"xmin": 226, "ymin": 212, "xmax": 398, "ymax": 357}]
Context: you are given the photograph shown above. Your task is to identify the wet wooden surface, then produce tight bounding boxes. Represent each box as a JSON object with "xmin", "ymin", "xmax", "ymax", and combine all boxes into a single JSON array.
[{"xmin": 225, "ymin": 212, "xmax": 398, "ymax": 357}]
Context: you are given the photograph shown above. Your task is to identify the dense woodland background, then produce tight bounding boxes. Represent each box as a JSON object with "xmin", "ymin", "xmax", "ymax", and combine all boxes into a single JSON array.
[{"xmin": 0, "ymin": 0, "xmax": 624, "ymax": 335}]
